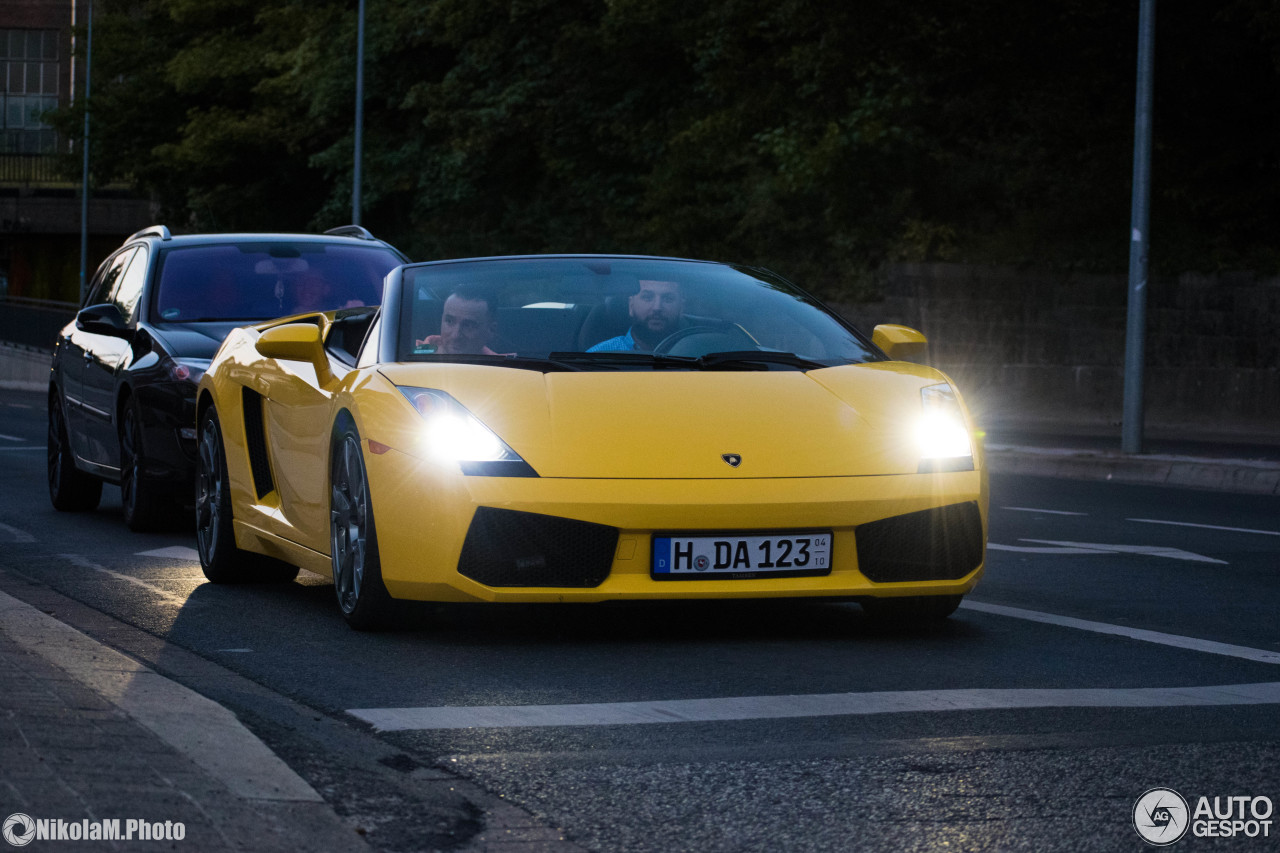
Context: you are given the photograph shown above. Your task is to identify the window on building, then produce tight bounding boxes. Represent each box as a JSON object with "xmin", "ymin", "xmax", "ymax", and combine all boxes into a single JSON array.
[{"xmin": 0, "ymin": 29, "xmax": 60, "ymax": 154}]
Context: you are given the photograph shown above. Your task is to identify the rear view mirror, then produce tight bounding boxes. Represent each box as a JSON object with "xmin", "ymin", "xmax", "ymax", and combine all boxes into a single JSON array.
[
  {"xmin": 75, "ymin": 303, "xmax": 133, "ymax": 339},
  {"xmin": 255, "ymin": 322, "xmax": 333, "ymax": 384},
  {"xmin": 872, "ymin": 324, "xmax": 928, "ymax": 361},
  {"xmin": 256, "ymin": 322, "xmax": 323, "ymax": 362}
]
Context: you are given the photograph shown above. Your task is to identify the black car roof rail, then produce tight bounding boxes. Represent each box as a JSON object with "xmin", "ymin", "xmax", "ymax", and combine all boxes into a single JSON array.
[
  {"xmin": 126, "ymin": 225, "xmax": 172, "ymax": 242},
  {"xmin": 323, "ymin": 225, "xmax": 377, "ymax": 241}
]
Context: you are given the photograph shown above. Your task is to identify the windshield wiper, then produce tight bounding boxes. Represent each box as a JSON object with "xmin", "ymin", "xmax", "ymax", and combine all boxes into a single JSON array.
[
  {"xmin": 693, "ymin": 351, "xmax": 830, "ymax": 371},
  {"xmin": 546, "ymin": 352, "xmax": 698, "ymax": 370},
  {"xmin": 409, "ymin": 353, "xmax": 586, "ymax": 372}
]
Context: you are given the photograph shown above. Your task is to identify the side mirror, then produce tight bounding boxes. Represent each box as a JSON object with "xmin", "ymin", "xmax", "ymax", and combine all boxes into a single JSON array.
[
  {"xmin": 75, "ymin": 303, "xmax": 132, "ymax": 339},
  {"xmin": 255, "ymin": 322, "xmax": 332, "ymax": 383},
  {"xmin": 872, "ymin": 324, "xmax": 928, "ymax": 362}
]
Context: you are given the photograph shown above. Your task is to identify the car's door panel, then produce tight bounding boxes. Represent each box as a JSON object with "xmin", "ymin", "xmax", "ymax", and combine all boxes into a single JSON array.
[
  {"xmin": 64, "ymin": 249, "xmax": 134, "ymax": 468},
  {"xmin": 81, "ymin": 247, "xmax": 146, "ymax": 469},
  {"xmin": 256, "ymin": 351, "xmax": 340, "ymax": 551}
]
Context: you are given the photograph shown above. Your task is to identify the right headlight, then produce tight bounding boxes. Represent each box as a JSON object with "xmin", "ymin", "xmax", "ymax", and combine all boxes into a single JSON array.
[
  {"xmin": 915, "ymin": 383, "xmax": 974, "ymax": 472},
  {"xmin": 398, "ymin": 387, "xmax": 537, "ymax": 477}
]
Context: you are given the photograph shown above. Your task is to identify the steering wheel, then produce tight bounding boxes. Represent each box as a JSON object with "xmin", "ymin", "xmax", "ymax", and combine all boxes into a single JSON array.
[{"xmin": 653, "ymin": 324, "xmax": 755, "ymax": 357}]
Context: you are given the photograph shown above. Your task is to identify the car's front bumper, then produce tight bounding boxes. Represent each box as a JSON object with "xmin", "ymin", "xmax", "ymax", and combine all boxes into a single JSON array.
[{"xmin": 366, "ymin": 446, "xmax": 988, "ymax": 604}]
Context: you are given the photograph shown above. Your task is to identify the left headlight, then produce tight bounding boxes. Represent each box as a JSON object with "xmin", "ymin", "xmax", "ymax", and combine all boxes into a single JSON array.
[
  {"xmin": 915, "ymin": 383, "xmax": 974, "ymax": 472},
  {"xmin": 398, "ymin": 387, "xmax": 537, "ymax": 477}
]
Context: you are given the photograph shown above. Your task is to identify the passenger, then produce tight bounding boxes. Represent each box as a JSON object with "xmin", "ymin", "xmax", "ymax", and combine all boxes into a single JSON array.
[
  {"xmin": 587, "ymin": 279, "xmax": 685, "ymax": 352},
  {"xmin": 415, "ymin": 285, "xmax": 503, "ymax": 354}
]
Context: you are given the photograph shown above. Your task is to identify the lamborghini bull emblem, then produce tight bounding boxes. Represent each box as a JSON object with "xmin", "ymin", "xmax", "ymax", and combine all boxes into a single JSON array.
[{"xmin": 722, "ymin": 453, "xmax": 742, "ymax": 468}]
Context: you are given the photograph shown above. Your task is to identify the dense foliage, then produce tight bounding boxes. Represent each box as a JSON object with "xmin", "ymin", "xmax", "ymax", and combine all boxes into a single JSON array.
[{"xmin": 50, "ymin": 0, "xmax": 1280, "ymax": 298}]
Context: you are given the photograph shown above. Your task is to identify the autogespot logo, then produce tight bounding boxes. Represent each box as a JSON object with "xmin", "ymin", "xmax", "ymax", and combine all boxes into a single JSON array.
[
  {"xmin": 1134, "ymin": 788, "xmax": 1191, "ymax": 846},
  {"xmin": 3, "ymin": 813, "xmax": 35, "ymax": 847}
]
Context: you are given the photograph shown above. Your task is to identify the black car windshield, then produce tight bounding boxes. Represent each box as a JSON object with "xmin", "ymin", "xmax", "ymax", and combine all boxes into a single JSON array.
[
  {"xmin": 151, "ymin": 242, "xmax": 401, "ymax": 322},
  {"xmin": 394, "ymin": 257, "xmax": 880, "ymax": 369}
]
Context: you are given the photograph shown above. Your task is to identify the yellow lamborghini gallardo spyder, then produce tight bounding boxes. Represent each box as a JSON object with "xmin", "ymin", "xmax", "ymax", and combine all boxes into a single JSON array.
[{"xmin": 195, "ymin": 255, "xmax": 987, "ymax": 630}]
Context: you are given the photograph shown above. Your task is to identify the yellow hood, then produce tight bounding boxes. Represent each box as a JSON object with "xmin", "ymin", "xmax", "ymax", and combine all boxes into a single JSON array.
[{"xmin": 376, "ymin": 362, "xmax": 950, "ymax": 479}]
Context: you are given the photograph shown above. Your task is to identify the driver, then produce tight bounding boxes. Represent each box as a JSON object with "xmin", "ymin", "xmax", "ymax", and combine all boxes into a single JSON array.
[
  {"xmin": 415, "ymin": 285, "xmax": 503, "ymax": 354},
  {"xmin": 587, "ymin": 279, "xmax": 685, "ymax": 352}
]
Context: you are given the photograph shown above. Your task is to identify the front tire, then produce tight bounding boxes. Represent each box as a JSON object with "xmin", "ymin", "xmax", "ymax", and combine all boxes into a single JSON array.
[
  {"xmin": 48, "ymin": 390, "xmax": 102, "ymax": 512},
  {"xmin": 330, "ymin": 425, "xmax": 394, "ymax": 631},
  {"xmin": 196, "ymin": 407, "xmax": 298, "ymax": 584}
]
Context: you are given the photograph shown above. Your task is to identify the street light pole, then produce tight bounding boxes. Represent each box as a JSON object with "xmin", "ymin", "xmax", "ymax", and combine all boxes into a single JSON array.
[
  {"xmin": 78, "ymin": 0, "xmax": 93, "ymax": 303},
  {"xmin": 1122, "ymin": 0, "xmax": 1156, "ymax": 454},
  {"xmin": 352, "ymin": 0, "xmax": 365, "ymax": 226}
]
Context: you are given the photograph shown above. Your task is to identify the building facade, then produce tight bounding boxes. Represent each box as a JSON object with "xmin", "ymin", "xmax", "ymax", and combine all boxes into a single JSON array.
[{"xmin": 0, "ymin": 0, "xmax": 151, "ymax": 303}]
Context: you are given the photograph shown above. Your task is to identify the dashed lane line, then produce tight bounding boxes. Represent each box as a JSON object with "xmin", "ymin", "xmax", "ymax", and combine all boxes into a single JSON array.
[
  {"xmin": 960, "ymin": 600, "xmax": 1280, "ymax": 664},
  {"xmin": 1000, "ymin": 506, "xmax": 1088, "ymax": 516},
  {"xmin": 59, "ymin": 554, "xmax": 203, "ymax": 609},
  {"xmin": 1127, "ymin": 518, "xmax": 1280, "ymax": 537},
  {"xmin": 0, "ymin": 522, "xmax": 34, "ymax": 543},
  {"xmin": 137, "ymin": 546, "xmax": 201, "ymax": 562}
]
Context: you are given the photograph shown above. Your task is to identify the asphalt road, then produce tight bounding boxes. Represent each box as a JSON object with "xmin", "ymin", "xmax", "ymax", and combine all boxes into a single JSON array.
[{"xmin": 2, "ymin": 387, "xmax": 1279, "ymax": 852}]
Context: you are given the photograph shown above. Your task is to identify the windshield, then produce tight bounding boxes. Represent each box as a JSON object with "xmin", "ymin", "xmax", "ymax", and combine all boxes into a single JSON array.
[
  {"xmin": 151, "ymin": 242, "xmax": 401, "ymax": 322},
  {"xmin": 394, "ymin": 257, "xmax": 879, "ymax": 369}
]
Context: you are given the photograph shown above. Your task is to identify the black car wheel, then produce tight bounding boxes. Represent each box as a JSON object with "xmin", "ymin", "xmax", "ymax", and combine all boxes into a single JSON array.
[
  {"xmin": 196, "ymin": 407, "xmax": 298, "ymax": 584},
  {"xmin": 120, "ymin": 396, "xmax": 180, "ymax": 531},
  {"xmin": 47, "ymin": 390, "xmax": 102, "ymax": 512},
  {"xmin": 330, "ymin": 424, "xmax": 394, "ymax": 630}
]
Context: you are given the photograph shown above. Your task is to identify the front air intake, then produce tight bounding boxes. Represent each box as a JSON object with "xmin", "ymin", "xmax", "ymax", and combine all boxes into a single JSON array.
[
  {"xmin": 855, "ymin": 502, "xmax": 984, "ymax": 582},
  {"xmin": 458, "ymin": 507, "xmax": 618, "ymax": 588}
]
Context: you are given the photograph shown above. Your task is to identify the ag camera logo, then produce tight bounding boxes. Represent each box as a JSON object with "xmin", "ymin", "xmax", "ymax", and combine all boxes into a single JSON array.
[
  {"xmin": 1134, "ymin": 788, "xmax": 1190, "ymax": 846},
  {"xmin": 3, "ymin": 814, "xmax": 36, "ymax": 847}
]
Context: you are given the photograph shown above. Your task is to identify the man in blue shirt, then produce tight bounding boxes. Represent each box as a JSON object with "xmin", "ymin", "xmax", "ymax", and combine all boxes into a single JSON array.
[{"xmin": 587, "ymin": 279, "xmax": 686, "ymax": 352}]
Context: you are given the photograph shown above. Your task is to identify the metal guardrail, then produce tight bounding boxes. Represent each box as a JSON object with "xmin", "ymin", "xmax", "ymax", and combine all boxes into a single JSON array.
[{"xmin": 0, "ymin": 296, "xmax": 77, "ymax": 351}]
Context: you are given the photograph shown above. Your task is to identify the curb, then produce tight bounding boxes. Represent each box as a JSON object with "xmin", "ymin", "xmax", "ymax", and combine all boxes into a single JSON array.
[
  {"xmin": 986, "ymin": 444, "xmax": 1280, "ymax": 495},
  {"xmin": 0, "ymin": 589, "xmax": 323, "ymax": 802}
]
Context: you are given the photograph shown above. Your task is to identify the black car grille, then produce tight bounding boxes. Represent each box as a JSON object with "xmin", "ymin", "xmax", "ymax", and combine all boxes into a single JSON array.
[
  {"xmin": 458, "ymin": 507, "xmax": 618, "ymax": 588},
  {"xmin": 855, "ymin": 502, "xmax": 984, "ymax": 583}
]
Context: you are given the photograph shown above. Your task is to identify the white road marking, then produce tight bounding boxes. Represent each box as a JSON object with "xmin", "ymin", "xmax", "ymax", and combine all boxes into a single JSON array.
[
  {"xmin": 0, "ymin": 522, "xmax": 35, "ymax": 543},
  {"xmin": 1128, "ymin": 518, "xmax": 1280, "ymax": 537},
  {"xmin": 137, "ymin": 546, "xmax": 201, "ymax": 562},
  {"xmin": 349, "ymin": 602, "xmax": 1280, "ymax": 731},
  {"xmin": 60, "ymin": 554, "xmax": 201, "ymax": 608},
  {"xmin": 989, "ymin": 543, "xmax": 1110, "ymax": 555},
  {"xmin": 0, "ymin": 447, "xmax": 42, "ymax": 452},
  {"xmin": 348, "ymin": 681, "xmax": 1280, "ymax": 731},
  {"xmin": 1000, "ymin": 506, "xmax": 1088, "ymax": 516},
  {"xmin": 960, "ymin": 600, "xmax": 1280, "ymax": 664},
  {"xmin": 0, "ymin": 433, "xmax": 24, "ymax": 441},
  {"xmin": 1003, "ymin": 539, "xmax": 1227, "ymax": 565}
]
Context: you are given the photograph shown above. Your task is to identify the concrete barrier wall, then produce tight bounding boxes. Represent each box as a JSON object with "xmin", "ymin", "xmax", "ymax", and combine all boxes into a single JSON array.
[
  {"xmin": 838, "ymin": 264, "xmax": 1280, "ymax": 431},
  {"xmin": 0, "ymin": 344, "xmax": 51, "ymax": 393}
]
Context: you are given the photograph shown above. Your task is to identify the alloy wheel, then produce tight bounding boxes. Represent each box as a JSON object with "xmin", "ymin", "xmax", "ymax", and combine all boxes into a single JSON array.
[
  {"xmin": 195, "ymin": 417, "xmax": 223, "ymax": 564},
  {"xmin": 331, "ymin": 436, "xmax": 368, "ymax": 615}
]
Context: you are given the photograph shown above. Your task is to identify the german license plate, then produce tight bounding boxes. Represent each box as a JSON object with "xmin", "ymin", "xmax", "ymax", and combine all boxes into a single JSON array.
[{"xmin": 651, "ymin": 532, "xmax": 832, "ymax": 580}]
